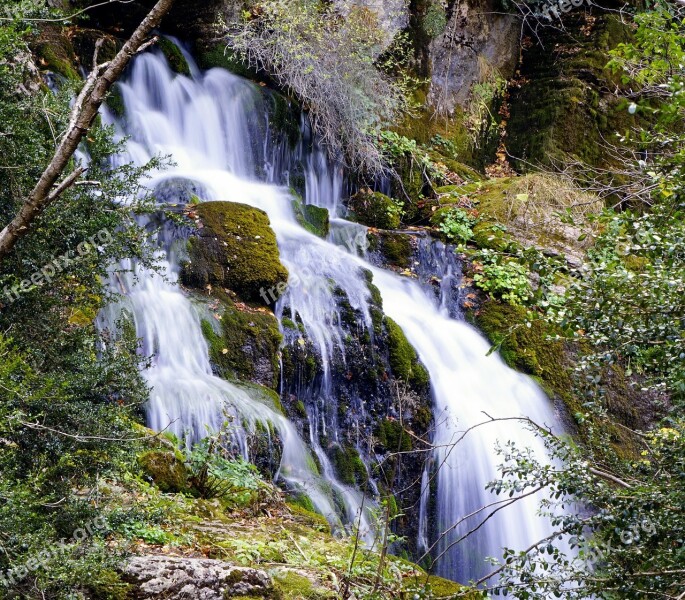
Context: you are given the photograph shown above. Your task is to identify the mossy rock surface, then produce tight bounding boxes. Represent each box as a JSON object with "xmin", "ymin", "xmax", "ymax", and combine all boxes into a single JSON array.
[
  {"xmin": 377, "ymin": 232, "xmax": 413, "ymax": 268},
  {"xmin": 506, "ymin": 13, "xmax": 640, "ymax": 170},
  {"xmin": 292, "ymin": 200, "xmax": 330, "ymax": 238},
  {"xmin": 329, "ymin": 445, "xmax": 368, "ymax": 487},
  {"xmin": 182, "ymin": 201, "xmax": 289, "ymax": 305},
  {"xmin": 376, "ymin": 418, "xmax": 412, "ymax": 453},
  {"xmin": 32, "ymin": 25, "xmax": 79, "ymax": 80},
  {"xmin": 475, "ymin": 300, "xmax": 572, "ymax": 406},
  {"xmin": 385, "ymin": 317, "xmax": 430, "ymax": 390},
  {"xmin": 158, "ymin": 37, "xmax": 191, "ymax": 76},
  {"xmin": 348, "ymin": 191, "xmax": 401, "ymax": 230},
  {"xmin": 138, "ymin": 450, "xmax": 188, "ymax": 493},
  {"xmin": 200, "ymin": 295, "xmax": 282, "ymax": 389}
]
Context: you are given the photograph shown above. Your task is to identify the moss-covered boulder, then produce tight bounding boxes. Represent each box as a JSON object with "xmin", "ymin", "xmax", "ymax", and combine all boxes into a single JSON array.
[
  {"xmin": 506, "ymin": 13, "xmax": 639, "ymax": 170},
  {"xmin": 385, "ymin": 317, "xmax": 430, "ymax": 390},
  {"xmin": 348, "ymin": 191, "xmax": 401, "ymax": 230},
  {"xmin": 475, "ymin": 300, "xmax": 572, "ymax": 405},
  {"xmin": 157, "ymin": 37, "xmax": 191, "ymax": 76},
  {"xmin": 31, "ymin": 25, "xmax": 79, "ymax": 80},
  {"xmin": 182, "ymin": 202, "xmax": 289, "ymax": 305},
  {"xmin": 292, "ymin": 199, "xmax": 330, "ymax": 238},
  {"xmin": 138, "ymin": 450, "xmax": 188, "ymax": 493},
  {"xmin": 200, "ymin": 295, "xmax": 282, "ymax": 389}
]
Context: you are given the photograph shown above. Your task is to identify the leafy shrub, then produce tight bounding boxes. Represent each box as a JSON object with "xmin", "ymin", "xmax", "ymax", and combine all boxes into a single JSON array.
[
  {"xmin": 186, "ymin": 436, "xmax": 271, "ymax": 510},
  {"xmin": 473, "ymin": 250, "xmax": 532, "ymax": 305},
  {"xmin": 439, "ymin": 207, "xmax": 477, "ymax": 245}
]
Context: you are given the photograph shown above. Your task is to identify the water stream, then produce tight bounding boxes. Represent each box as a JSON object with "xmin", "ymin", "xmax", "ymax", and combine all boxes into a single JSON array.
[{"xmin": 101, "ymin": 44, "xmax": 566, "ymax": 583}]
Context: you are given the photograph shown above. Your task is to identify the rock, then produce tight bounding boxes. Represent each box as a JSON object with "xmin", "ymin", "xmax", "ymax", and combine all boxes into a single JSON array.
[
  {"xmin": 154, "ymin": 177, "xmax": 209, "ymax": 205},
  {"xmin": 348, "ymin": 191, "xmax": 401, "ymax": 230},
  {"xmin": 292, "ymin": 200, "xmax": 330, "ymax": 238},
  {"xmin": 334, "ymin": 0, "xmax": 410, "ymax": 50},
  {"xmin": 181, "ymin": 201, "xmax": 289, "ymax": 305},
  {"xmin": 506, "ymin": 13, "xmax": 635, "ymax": 169},
  {"xmin": 427, "ymin": 0, "xmax": 519, "ymax": 114},
  {"xmin": 123, "ymin": 555, "xmax": 272, "ymax": 599},
  {"xmin": 138, "ymin": 450, "xmax": 188, "ymax": 493}
]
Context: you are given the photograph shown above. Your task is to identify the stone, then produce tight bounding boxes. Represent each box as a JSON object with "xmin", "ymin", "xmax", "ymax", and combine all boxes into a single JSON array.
[
  {"xmin": 123, "ymin": 555, "xmax": 272, "ymax": 599},
  {"xmin": 334, "ymin": 0, "xmax": 410, "ymax": 51},
  {"xmin": 427, "ymin": 0, "xmax": 519, "ymax": 114}
]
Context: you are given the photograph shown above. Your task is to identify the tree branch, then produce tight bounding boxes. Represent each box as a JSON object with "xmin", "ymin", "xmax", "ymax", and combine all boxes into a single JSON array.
[{"xmin": 0, "ymin": 0, "xmax": 175, "ymax": 261}]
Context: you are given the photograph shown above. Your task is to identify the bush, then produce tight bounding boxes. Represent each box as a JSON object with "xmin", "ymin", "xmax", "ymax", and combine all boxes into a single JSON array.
[
  {"xmin": 473, "ymin": 250, "xmax": 532, "ymax": 305},
  {"xmin": 226, "ymin": 0, "xmax": 414, "ymax": 176}
]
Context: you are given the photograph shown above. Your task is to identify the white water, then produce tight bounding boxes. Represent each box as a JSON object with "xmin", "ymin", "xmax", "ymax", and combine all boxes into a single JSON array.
[{"xmin": 102, "ymin": 44, "xmax": 566, "ymax": 582}]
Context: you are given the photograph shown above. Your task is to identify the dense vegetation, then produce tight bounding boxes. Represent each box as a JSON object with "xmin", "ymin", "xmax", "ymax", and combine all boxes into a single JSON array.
[{"xmin": 0, "ymin": 0, "xmax": 683, "ymax": 598}]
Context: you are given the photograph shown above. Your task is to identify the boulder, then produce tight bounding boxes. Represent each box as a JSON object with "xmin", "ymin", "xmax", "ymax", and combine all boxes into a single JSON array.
[
  {"xmin": 123, "ymin": 555, "xmax": 272, "ymax": 599},
  {"xmin": 182, "ymin": 201, "xmax": 289, "ymax": 305}
]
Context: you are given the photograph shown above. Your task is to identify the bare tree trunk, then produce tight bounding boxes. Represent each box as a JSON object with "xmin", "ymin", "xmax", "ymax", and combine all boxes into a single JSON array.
[{"xmin": 0, "ymin": 0, "xmax": 176, "ymax": 261}]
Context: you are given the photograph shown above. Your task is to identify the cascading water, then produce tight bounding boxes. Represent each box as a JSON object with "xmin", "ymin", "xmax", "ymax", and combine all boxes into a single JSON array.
[{"xmin": 102, "ymin": 42, "xmax": 567, "ymax": 583}]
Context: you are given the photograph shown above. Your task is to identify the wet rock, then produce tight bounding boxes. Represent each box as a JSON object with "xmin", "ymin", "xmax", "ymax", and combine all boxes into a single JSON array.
[{"xmin": 181, "ymin": 201, "xmax": 289, "ymax": 305}]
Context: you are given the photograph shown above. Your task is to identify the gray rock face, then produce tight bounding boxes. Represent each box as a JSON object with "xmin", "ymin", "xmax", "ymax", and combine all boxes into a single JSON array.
[
  {"xmin": 428, "ymin": 0, "xmax": 519, "ymax": 114},
  {"xmin": 123, "ymin": 555, "xmax": 272, "ymax": 599},
  {"xmin": 334, "ymin": 0, "xmax": 410, "ymax": 50}
]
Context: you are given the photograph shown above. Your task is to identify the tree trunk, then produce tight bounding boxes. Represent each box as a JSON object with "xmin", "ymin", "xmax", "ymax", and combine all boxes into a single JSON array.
[{"xmin": 0, "ymin": 0, "xmax": 176, "ymax": 260}]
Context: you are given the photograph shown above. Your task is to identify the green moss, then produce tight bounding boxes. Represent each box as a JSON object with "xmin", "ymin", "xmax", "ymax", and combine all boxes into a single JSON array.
[
  {"xmin": 157, "ymin": 37, "xmax": 191, "ymax": 76},
  {"xmin": 287, "ymin": 493, "xmax": 316, "ymax": 513},
  {"xmin": 138, "ymin": 450, "xmax": 188, "ymax": 493},
  {"xmin": 475, "ymin": 300, "xmax": 573, "ymax": 407},
  {"xmin": 330, "ymin": 445, "xmax": 368, "ymax": 487},
  {"xmin": 472, "ymin": 221, "xmax": 513, "ymax": 252},
  {"xmin": 273, "ymin": 570, "xmax": 333, "ymax": 599},
  {"xmin": 236, "ymin": 380, "xmax": 285, "ymax": 414},
  {"xmin": 292, "ymin": 199, "xmax": 330, "ymax": 238},
  {"xmin": 506, "ymin": 14, "xmax": 639, "ymax": 170},
  {"xmin": 385, "ymin": 317, "xmax": 430, "ymax": 389},
  {"xmin": 286, "ymin": 502, "xmax": 331, "ymax": 534},
  {"xmin": 281, "ymin": 317, "xmax": 298, "ymax": 330},
  {"xmin": 376, "ymin": 419, "xmax": 412, "ymax": 452},
  {"xmin": 198, "ymin": 44, "xmax": 257, "ymax": 79},
  {"xmin": 378, "ymin": 232, "xmax": 413, "ymax": 268},
  {"xmin": 182, "ymin": 201, "xmax": 289, "ymax": 305},
  {"xmin": 33, "ymin": 26, "xmax": 79, "ymax": 81},
  {"xmin": 348, "ymin": 191, "xmax": 401, "ymax": 230},
  {"xmin": 200, "ymin": 295, "xmax": 282, "ymax": 389}
]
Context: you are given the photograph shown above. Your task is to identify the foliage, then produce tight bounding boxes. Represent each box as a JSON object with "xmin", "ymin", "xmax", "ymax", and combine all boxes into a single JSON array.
[
  {"xmin": 226, "ymin": 0, "xmax": 415, "ymax": 176},
  {"xmin": 185, "ymin": 432, "xmax": 272, "ymax": 510},
  {"xmin": 473, "ymin": 250, "xmax": 532, "ymax": 305},
  {"xmin": 465, "ymin": 7, "xmax": 685, "ymax": 599},
  {"xmin": 475, "ymin": 421, "xmax": 685, "ymax": 600},
  {"xmin": 438, "ymin": 207, "xmax": 477, "ymax": 245}
]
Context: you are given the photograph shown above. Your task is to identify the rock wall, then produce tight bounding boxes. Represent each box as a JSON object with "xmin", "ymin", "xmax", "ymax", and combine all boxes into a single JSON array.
[{"xmin": 427, "ymin": 0, "xmax": 520, "ymax": 114}]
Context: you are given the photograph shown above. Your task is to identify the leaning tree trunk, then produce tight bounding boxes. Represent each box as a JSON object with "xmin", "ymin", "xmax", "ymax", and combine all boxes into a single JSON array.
[{"xmin": 0, "ymin": 0, "xmax": 176, "ymax": 260}]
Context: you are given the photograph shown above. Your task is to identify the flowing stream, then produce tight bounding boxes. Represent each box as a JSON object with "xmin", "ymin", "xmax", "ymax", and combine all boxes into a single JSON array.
[{"xmin": 101, "ymin": 44, "xmax": 566, "ymax": 583}]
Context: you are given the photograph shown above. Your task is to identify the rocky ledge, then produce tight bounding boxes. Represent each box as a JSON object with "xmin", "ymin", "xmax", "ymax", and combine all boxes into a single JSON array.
[{"xmin": 123, "ymin": 555, "xmax": 273, "ymax": 599}]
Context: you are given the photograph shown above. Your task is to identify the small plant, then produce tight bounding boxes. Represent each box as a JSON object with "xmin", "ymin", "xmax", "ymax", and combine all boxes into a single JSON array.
[
  {"xmin": 185, "ymin": 433, "xmax": 270, "ymax": 510},
  {"xmin": 473, "ymin": 250, "xmax": 532, "ymax": 305},
  {"xmin": 439, "ymin": 207, "xmax": 477, "ymax": 245}
]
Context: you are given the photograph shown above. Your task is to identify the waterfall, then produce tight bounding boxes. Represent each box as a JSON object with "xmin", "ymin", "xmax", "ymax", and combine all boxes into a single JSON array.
[{"xmin": 102, "ymin": 43, "xmax": 567, "ymax": 583}]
